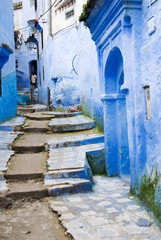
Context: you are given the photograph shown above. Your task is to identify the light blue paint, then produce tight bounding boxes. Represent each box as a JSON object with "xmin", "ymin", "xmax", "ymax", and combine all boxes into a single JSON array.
[
  {"xmin": 16, "ymin": 45, "xmax": 37, "ymax": 89},
  {"xmin": 0, "ymin": 0, "xmax": 17, "ymax": 123},
  {"xmin": 102, "ymin": 47, "xmax": 130, "ymax": 176},
  {"xmin": 86, "ymin": 0, "xmax": 161, "ymax": 213},
  {"xmin": 0, "ymin": 72, "xmax": 17, "ymax": 123},
  {"xmin": 37, "ymin": 23, "xmax": 104, "ymax": 129}
]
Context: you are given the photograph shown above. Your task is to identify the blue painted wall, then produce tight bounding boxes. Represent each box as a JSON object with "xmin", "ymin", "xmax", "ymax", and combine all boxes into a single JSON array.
[
  {"xmin": 38, "ymin": 23, "xmax": 104, "ymax": 130},
  {"xmin": 14, "ymin": 0, "xmax": 37, "ymax": 90},
  {"xmin": 16, "ymin": 45, "xmax": 37, "ymax": 90},
  {"xmin": 86, "ymin": 0, "xmax": 161, "ymax": 218},
  {"xmin": 0, "ymin": 0, "xmax": 17, "ymax": 122}
]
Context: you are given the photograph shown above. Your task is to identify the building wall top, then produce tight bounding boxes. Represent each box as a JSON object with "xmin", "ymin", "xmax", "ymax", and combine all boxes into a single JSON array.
[{"xmin": 85, "ymin": 0, "xmax": 142, "ymax": 43}]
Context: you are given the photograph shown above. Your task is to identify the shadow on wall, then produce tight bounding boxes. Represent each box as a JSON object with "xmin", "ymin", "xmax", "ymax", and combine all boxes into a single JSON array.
[{"xmin": 51, "ymin": 77, "xmax": 80, "ymax": 109}]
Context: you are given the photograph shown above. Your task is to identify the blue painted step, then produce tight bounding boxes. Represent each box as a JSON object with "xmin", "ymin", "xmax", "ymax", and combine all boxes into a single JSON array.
[
  {"xmin": 46, "ymin": 134, "xmax": 104, "ymax": 149},
  {"xmin": 46, "ymin": 178, "xmax": 92, "ymax": 196},
  {"xmin": 44, "ymin": 168, "xmax": 88, "ymax": 180}
]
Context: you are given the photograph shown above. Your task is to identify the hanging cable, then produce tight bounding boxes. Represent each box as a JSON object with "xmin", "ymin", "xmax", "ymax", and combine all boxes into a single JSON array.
[
  {"xmin": 38, "ymin": 0, "xmax": 58, "ymax": 20},
  {"xmin": 16, "ymin": 0, "xmax": 58, "ymax": 31}
]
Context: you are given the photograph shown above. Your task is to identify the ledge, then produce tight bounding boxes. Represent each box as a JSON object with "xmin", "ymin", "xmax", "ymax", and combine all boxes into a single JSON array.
[
  {"xmin": 0, "ymin": 44, "xmax": 13, "ymax": 68},
  {"xmin": 101, "ymin": 94, "xmax": 126, "ymax": 101}
]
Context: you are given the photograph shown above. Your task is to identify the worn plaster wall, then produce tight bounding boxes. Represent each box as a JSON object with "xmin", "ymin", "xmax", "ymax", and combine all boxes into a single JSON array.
[
  {"xmin": 78, "ymin": 23, "xmax": 104, "ymax": 131},
  {"xmin": 38, "ymin": 22, "xmax": 103, "ymax": 129},
  {"xmin": 0, "ymin": 0, "xmax": 17, "ymax": 122},
  {"xmin": 140, "ymin": 0, "xmax": 161, "ymax": 214},
  {"xmin": 86, "ymin": 0, "xmax": 161, "ymax": 220}
]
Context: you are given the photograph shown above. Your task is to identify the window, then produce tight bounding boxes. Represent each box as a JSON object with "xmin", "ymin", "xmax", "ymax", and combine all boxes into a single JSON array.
[
  {"xmin": 37, "ymin": 42, "xmax": 39, "ymax": 60},
  {"xmin": 41, "ymin": 29, "xmax": 44, "ymax": 50},
  {"xmin": 39, "ymin": 72, "xmax": 41, "ymax": 86},
  {"xmin": 16, "ymin": 59, "xmax": 18, "ymax": 69},
  {"xmin": 0, "ymin": 68, "xmax": 2, "ymax": 96},
  {"xmin": 13, "ymin": 1, "xmax": 22, "ymax": 10},
  {"xmin": 144, "ymin": 85, "xmax": 151, "ymax": 120},
  {"xmin": 65, "ymin": 9, "xmax": 74, "ymax": 19},
  {"xmin": 34, "ymin": 0, "xmax": 37, "ymax": 10},
  {"xmin": 43, "ymin": 66, "xmax": 45, "ymax": 81}
]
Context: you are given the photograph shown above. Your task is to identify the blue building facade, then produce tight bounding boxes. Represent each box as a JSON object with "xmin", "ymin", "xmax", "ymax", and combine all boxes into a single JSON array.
[
  {"xmin": 84, "ymin": 0, "xmax": 161, "ymax": 217},
  {"xmin": 35, "ymin": 0, "xmax": 104, "ymax": 131},
  {"xmin": 0, "ymin": 0, "xmax": 17, "ymax": 123}
]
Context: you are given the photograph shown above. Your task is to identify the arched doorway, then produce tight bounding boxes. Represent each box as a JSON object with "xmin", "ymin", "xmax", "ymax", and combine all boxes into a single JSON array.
[
  {"xmin": 103, "ymin": 47, "xmax": 130, "ymax": 176},
  {"xmin": 29, "ymin": 60, "xmax": 37, "ymax": 81}
]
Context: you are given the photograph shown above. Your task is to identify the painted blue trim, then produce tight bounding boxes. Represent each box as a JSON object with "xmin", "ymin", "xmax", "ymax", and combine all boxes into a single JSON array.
[
  {"xmin": 0, "ymin": 44, "xmax": 13, "ymax": 68},
  {"xmin": 101, "ymin": 94, "xmax": 126, "ymax": 101}
]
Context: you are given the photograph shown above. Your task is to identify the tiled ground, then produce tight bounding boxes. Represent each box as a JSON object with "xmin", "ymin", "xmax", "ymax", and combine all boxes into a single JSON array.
[
  {"xmin": 50, "ymin": 176, "xmax": 161, "ymax": 240},
  {"xmin": 0, "ymin": 116, "xmax": 25, "ymax": 192},
  {"xmin": 47, "ymin": 143, "xmax": 104, "ymax": 170}
]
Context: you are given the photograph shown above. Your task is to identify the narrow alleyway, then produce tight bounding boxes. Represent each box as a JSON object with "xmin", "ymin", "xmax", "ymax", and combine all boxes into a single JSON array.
[{"xmin": 0, "ymin": 104, "xmax": 161, "ymax": 239}]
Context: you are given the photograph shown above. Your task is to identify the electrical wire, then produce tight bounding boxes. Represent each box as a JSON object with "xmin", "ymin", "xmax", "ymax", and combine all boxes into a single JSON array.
[
  {"xmin": 16, "ymin": 0, "xmax": 58, "ymax": 31},
  {"xmin": 38, "ymin": 0, "xmax": 58, "ymax": 20}
]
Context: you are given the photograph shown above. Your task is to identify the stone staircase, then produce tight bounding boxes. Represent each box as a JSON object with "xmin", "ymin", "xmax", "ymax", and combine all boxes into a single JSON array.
[
  {"xmin": 45, "ymin": 140, "xmax": 104, "ymax": 196},
  {"xmin": 1, "ymin": 107, "xmax": 105, "ymax": 199},
  {"xmin": 49, "ymin": 115, "xmax": 96, "ymax": 132}
]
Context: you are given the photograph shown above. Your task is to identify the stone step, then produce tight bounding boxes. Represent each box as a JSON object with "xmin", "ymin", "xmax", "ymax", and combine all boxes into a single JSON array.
[
  {"xmin": 17, "ymin": 104, "xmax": 47, "ymax": 114},
  {"xmin": 12, "ymin": 145, "xmax": 45, "ymax": 153},
  {"xmin": 24, "ymin": 111, "xmax": 82, "ymax": 120},
  {"xmin": 17, "ymin": 120, "xmax": 50, "ymax": 132},
  {"xmin": 11, "ymin": 133, "xmax": 47, "ymax": 153},
  {"xmin": 24, "ymin": 112, "xmax": 56, "ymax": 121},
  {"xmin": 49, "ymin": 115, "xmax": 96, "ymax": 133},
  {"xmin": 5, "ymin": 152, "xmax": 47, "ymax": 181},
  {"xmin": 44, "ymin": 168, "xmax": 88, "ymax": 180},
  {"xmin": 46, "ymin": 134, "xmax": 104, "ymax": 149},
  {"xmin": 6, "ymin": 181, "xmax": 48, "ymax": 200},
  {"xmin": 5, "ymin": 173, "xmax": 43, "ymax": 181},
  {"xmin": 47, "ymin": 143, "xmax": 104, "ymax": 171},
  {"xmin": 44, "ymin": 111, "xmax": 82, "ymax": 118},
  {"xmin": 46, "ymin": 178, "xmax": 92, "ymax": 197}
]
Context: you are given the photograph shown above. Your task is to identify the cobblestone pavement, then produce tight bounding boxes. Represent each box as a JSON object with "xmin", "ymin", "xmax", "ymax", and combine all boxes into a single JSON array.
[{"xmin": 50, "ymin": 176, "xmax": 161, "ymax": 240}]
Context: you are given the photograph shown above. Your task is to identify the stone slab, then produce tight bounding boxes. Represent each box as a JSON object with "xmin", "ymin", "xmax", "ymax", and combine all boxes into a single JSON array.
[
  {"xmin": 7, "ymin": 181, "xmax": 48, "ymax": 200},
  {"xmin": 0, "ymin": 116, "xmax": 25, "ymax": 127},
  {"xmin": 46, "ymin": 134, "xmax": 104, "ymax": 149},
  {"xmin": 19, "ymin": 119, "xmax": 50, "ymax": 132},
  {"xmin": 5, "ymin": 152, "xmax": 47, "ymax": 177},
  {"xmin": 44, "ymin": 168, "xmax": 88, "ymax": 180},
  {"xmin": 49, "ymin": 115, "xmax": 96, "ymax": 132},
  {"xmin": 47, "ymin": 143, "xmax": 104, "ymax": 171},
  {"xmin": 43, "ymin": 111, "xmax": 82, "ymax": 118},
  {"xmin": 48, "ymin": 179, "xmax": 92, "ymax": 196}
]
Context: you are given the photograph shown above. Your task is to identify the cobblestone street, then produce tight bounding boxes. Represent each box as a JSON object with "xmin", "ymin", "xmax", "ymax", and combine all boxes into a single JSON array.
[{"xmin": 50, "ymin": 176, "xmax": 161, "ymax": 240}]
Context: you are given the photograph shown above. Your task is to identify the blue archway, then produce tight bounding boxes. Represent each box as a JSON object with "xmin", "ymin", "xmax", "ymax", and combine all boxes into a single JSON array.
[{"xmin": 103, "ymin": 47, "xmax": 130, "ymax": 176}]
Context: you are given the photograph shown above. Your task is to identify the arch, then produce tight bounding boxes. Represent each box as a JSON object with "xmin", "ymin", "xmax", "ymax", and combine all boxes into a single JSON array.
[
  {"xmin": 103, "ymin": 47, "xmax": 130, "ymax": 176},
  {"xmin": 29, "ymin": 60, "xmax": 37, "ymax": 78},
  {"xmin": 105, "ymin": 47, "xmax": 124, "ymax": 94}
]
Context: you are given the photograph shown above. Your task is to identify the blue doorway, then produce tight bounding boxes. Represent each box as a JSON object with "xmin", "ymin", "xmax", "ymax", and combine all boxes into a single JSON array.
[{"xmin": 103, "ymin": 47, "xmax": 130, "ymax": 176}]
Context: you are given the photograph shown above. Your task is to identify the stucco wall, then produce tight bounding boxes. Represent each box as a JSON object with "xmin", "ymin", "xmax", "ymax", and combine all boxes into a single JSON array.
[
  {"xmin": 141, "ymin": 0, "xmax": 161, "ymax": 175},
  {"xmin": 140, "ymin": 0, "xmax": 161, "ymax": 212},
  {"xmin": 38, "ymin": 22, "xmax": 103, "ymax": 129},
  {"xmin": 86, "ymin": 0, "xmax": 161, "ymax": 220},
  {"xmin": 0, "ymin": 0, "xmax": 17, "ymax": 122}
]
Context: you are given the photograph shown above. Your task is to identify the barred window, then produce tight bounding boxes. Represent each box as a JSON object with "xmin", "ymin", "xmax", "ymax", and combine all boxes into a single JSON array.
[{"xmin": 65, "ymin": 9, "xmax": 74, "ymax": 19}]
